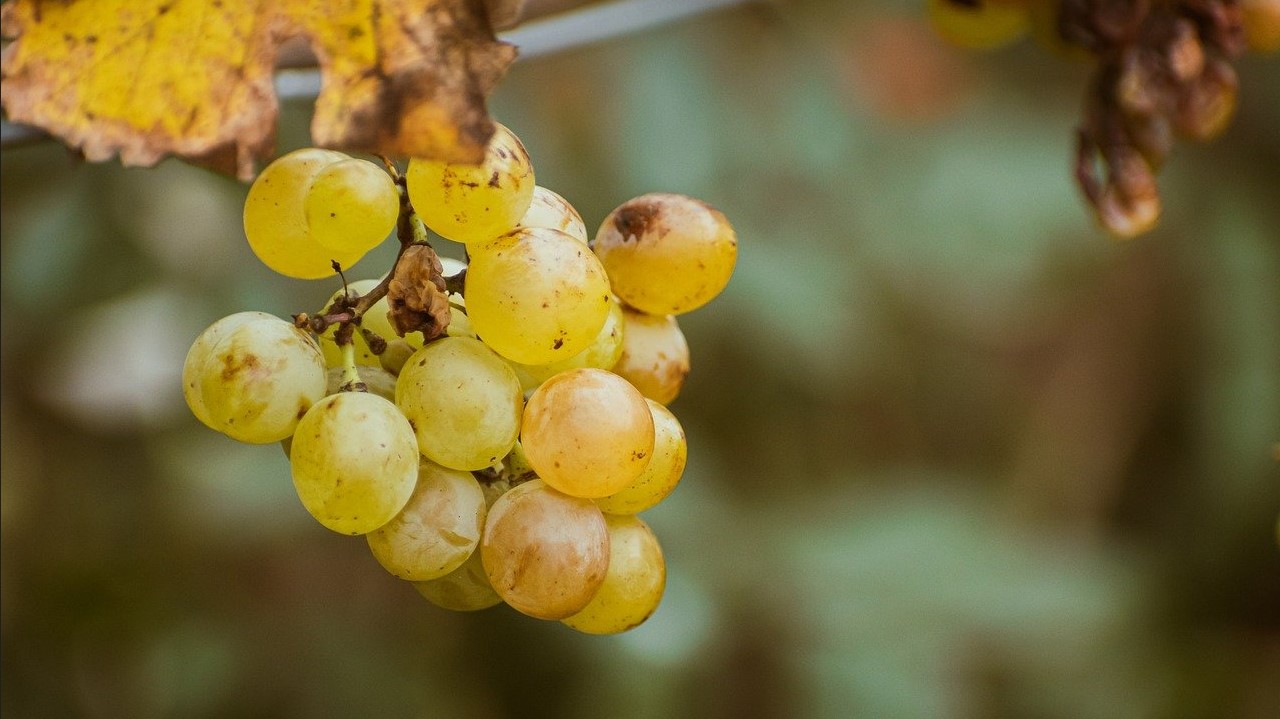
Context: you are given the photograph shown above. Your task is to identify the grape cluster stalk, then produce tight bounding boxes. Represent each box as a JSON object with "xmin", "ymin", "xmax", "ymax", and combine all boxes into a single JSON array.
[
  {"xmin": 927, "ymin": 0, "xmax": 1278, "ymax": 237},
  {"xmin": 182, "ymin": 123, "xmax": 737, "ymax": 633}
]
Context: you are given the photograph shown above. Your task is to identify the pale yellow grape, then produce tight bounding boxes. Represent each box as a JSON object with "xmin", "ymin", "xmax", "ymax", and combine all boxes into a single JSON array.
[
  {"xmin": 325, "ymin": 366, "xmax": 398, "ymax": 401},
  {"xmin": 183, "ymin": 311, "xmax": 275, "ymax": 429},
  {"xmin": 244, "ymin": 148, "xmax": 366, "ymax": 279},
  {"xmin": 406, "ymin": 123, "xmax": 535, "ymax": 245},
  {"xmin": 319, "ymin": 279, "xmax": 382, "ymax": 368},
  {"xmin": 290, "ymin": 392, "xmax": 418, "ymax": 535},
  {"xmin": 562, "ymin": 515, "xmax": 666, "ymax": 634},
  {"xmin": 304, "ymin": 157, "xmax": 398, "ymax": 255},
  {"xmin": 521, "ymin": 368, "xmax": 654, "ymax": 498},
  {"xmin": 927, "ymin": 0, "xmax": 1029, "ymax": 50},
  {"xmin": 197, "ymin": 316, "xmax": 327, "ymax": 444},
  {"xmin": 413, "ymin": 550, "xmax": 502, "ymax": 612},
  {"xmin": 513, "ymin": 294, "xmax": 625, "ymax": 385},
  {"xmin": 480, "ymin": 480, "xmax": 609, "ymax": 620},
  {"xmin": 517, "ymin": 186, "xmax": 588, "ymax": 244},
  {"xmin": 611, "ymin": 308, "xmax": 690, "ymax": 405},
  {"xmin": 466, "ymin": 227, "xmax": 612, "ymax": 365},
  {"xmin": 395, "ymin": 337, "xmax": 523, "ymax": 471},
  {"xmin": 592, "ymin": 193, "xmax": 737, "ymax": 315},
  {"xmin": 594, "ymin": 400, "xmax": 688, "ymax": 515},
  {"xmin": 367, "ymin": 461, "xmax": 486, "ymax": 580}
]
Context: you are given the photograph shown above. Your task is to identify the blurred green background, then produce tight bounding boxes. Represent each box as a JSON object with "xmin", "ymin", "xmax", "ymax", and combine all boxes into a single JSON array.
[{"xmin": 3, "ymin": 1, "xmax": 1279, "ymax": 717}]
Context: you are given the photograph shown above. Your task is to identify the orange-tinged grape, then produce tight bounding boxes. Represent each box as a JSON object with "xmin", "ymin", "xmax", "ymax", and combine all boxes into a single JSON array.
[
  {"xmin": 413, "ymin": 550, "xmax": 503, "ymax": 611},
  {"xmin": 592, "ymin": 193, "xmax": 737, "ymax": 316},
  {"xmin": 512, "ymin": 294, "xmax": 625, "ymax": 386},
  {"xmin": 304, "ymin": 158, "xmax": 398, "ymax": 255},
  {"xmin": 594, "ymin": 400, "xmax": 688, "ymax": 515},
  {"xmin": 480, "ymin": 480, "xmax": 610, "ymax": 620},
  {"xmin": 1243, "ymin": 0, "xmax": 1280, "ymax": 53},
  {"xmin": 927, "ymin": 0, "xmax": 1029, "ymax": 50},
  {"xmin": 395, "ymin": 337, "xmax": 524, "ymax": 471},
  {"xmin": 183, "ymin": 311, "xmax": 275, "ymax": 429},
  {"xmin": 244, "ymin": 148, "xmax": 367, "ymax": 279},
  {"xmin": 521, "ymin": 368, "xmax": 655, "ymax": 499},
  {"xmin": 562, "ymin": 515, "xmax": 666, "ymax": 634},
  {"xmin": 611, "ymin": 308, "xmax": 689, "ymax": 405},
  {"xmin": 406, "ymin": 123, "xmax": 535, "ymax": 245},
  {"xmin": 517, "ymin": 186, "xmax": 588, "ymax": 244},
  {"xmin": 367, "ymin": 461, "xmax": 487, "ymax": 581},
  {"xmin": 195, "ymin": 315, "xmax": 328, "ymax": 444},
  {"xmin": 466, "ymin": 227, "xmax": 612, "ymax": 365},
  {"xmin": 290, "ymin": 392, "xmax": 419, "ymax": 535}
]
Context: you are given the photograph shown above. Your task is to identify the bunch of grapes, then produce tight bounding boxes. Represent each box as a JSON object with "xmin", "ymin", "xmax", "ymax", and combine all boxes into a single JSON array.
[
  {"xmin": 181, "ymin": 122, "xmax": 737, "ymax": 634},
  {"xmin": 927, "ymin": 0, "xmax": 1279, "ymax": 237}
]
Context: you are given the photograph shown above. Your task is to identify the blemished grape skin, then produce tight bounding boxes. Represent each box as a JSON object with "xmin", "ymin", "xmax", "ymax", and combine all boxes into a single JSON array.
[
  {"xmin": 513, "ymin": 294, "xmax": 625, "ymax": 386},
  {"xmin": 367, "ymin": 461, "xmax": 487, "ymax": 581},
  {"xmin": 594, "ymin": 400, "xmax": 688, "ymax": 516},
  {"xmin": 413, "ymin": 549, "xmax": 503, "ymax": 612},
  {"xmin": 183, "ymin": 311, "xmax": 276, "ymax": 429},
  {"xmin": 562, "ymin": 514, "xmax": 666, "ymax": 635},
  {"xmin": 244, "ymin": 148, "xmax": 367, "ymax": 280},
  {"xmin": 406, "ymin": 123, "xmax": 536, "ymax": 246},
  {"xmin": 196, "ymin": 316, "xmax": 328, "ymax": 444},
  {"xmin": 517, "ymin": 186, "xmax": 588, "ymax": 244},
  {"xmin": 290, "ymin": 392, "xmax": 419, "ymax": 535},
  {"xmin": 521, "ymin": 368, "xmax": 655, "ymax": 499},
  {"xmin": 592, "ymin": 193, "xmax": 737, "ymax": 316},
  {"xmin": 304, "ymin": 158, "xmax": 399, "ymax": 255},
  {"xmin": 480, "ymin": 480, "xmax": 610, "ymax": 620},
  {"xmin": 395, "ymin": 337, "xmax": 524, "ymax": 471},
  {"xmin": 611, "ymin": 308, "xmax": 689, "ymax": 405},
  {"xmin": 465, "ymin": 227, "xmax": 612, "ymax": 366}
]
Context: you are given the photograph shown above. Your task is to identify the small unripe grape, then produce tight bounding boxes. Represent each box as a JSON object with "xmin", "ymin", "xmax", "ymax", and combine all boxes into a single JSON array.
[
  {"xmin": 562, "ymin": 515, "xmax": 665, "ymax": 635},
  {"xmin": 611, "ymin": 308, "xmax": 689, "ymax": 405}
]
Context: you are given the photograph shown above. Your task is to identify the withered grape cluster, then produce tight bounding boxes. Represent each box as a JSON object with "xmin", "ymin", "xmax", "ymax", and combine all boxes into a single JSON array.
[{"xmin": 182, "ymin": 123, "xmax": 736, "ymax": 633}]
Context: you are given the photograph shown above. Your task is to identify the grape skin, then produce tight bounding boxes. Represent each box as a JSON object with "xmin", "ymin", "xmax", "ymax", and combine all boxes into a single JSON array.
[
  {"xmin": 304, "ymin": 158, "xmax": 398, "ymax": 255},
  {"xmin": 512, "ymin": 293, "xmax": 625, "ymax": 386},
  {"xmin": 562, "ymin": 514, "xmax": 666, "ymax": 635},
  {"xmin": 594, "ymin": 400, "xmax": 688, "ymax": 516},
  {"xmin": 290, "ymin": 392, "xmax": 419, "ymax": 535},
  {"xmin": 183, "ymin": 311, "xmax": 275, "ymax": 429},
  {"xmin": 592, "ymin": 193, "xmax": 737, "ymax": 316},
  {"xmin": 413, "ymin": 549, "xmax": 502, "ymax": 612},
  {"xmin": 521, "ymin": 368, "xmax": 655, "ymax": 499},
  {"xmin": 367, "ymin": 461, "xmax": 487, "ymax": 581},
  {"xmin": 318, "ymin": 279, "xmax": 383, "ymax": 368},
  {"xmin": 480, "ymin": 480, "xmax": 610, "ymax": 620},
  {"xmin": 517, "ymin": 186, "xmax": 588, "ymax": 244},
  {"xmin": 611, "ymin": 308, "xmax": 689, "ymax": 405}
]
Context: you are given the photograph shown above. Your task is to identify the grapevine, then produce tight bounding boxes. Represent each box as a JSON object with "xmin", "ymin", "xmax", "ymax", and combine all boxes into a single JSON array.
[{"xmin": 182, "ymin": 125, "xmax": 737, "ymax": 633}]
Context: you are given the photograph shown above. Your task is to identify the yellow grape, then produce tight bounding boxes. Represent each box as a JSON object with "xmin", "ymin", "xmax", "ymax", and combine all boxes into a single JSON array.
[
  {"xmin": 562, "ymin": 514, "xmax": 666, "ymax": 635},
  {"xmin": 466, "ymin": 227, "xmax": 612, "ymax": 365},
  {"xmin": 244, "ymin": 148, "xmax": 366, "ymax": 279},
  {"xmin": 290, "ymin": 392, "xmax": 419, "ymax": 535},
  {"xmin": 521, "ymin": 368, "xmax": 655, "ymax": 499},
  {"xmin": 413, "ymin": 550, "xmax": 503, "ymax": 611},
  {"xmin": 592, "ymin": 193, "xmax": 737, "ymax": 316},
  {"xmin": 480, "ymin": 479, "xmax": 610, "ymax": 620},
  {"xmin": 517, "ymin": 186, "xmax": 588, "ymax": 244},
  {"xmin": 512, "ymin": 294, "xmax": 625, "ymax": 386},
  {"xmin": 395, "ymin": 337, "xmax": 524, "ymax": 471},
  {"xmin": 594, "ymin": 400, "xmax": 688, "ymax": 515},
  {"xmin": 183, "ymin": 311, "xmax": 275, "ymax": 429},
  {"xmin": 318, "ymin": 279, "xmax": 382, "ymax": 368},
  {"xmin": 927, "ymin": 0, "xmax": 1029, "ymax": 51},
  {"xmin": 611, "ymin": 308, "xmax": 689, "ymax": 405},
  {"xmin": 406, "ymin": 123, "xmax": 535, "ymax": 246},
  {"xmin": 367, "ymin": 461, "xmax": 487, "ymax": 581},
  {"xmin": 304, "ymin": 158, "xmax": 398, "ymax": 255},
  {"xmin": 194, "ymin": 315, "xmax": 327, "ymax": 444}
]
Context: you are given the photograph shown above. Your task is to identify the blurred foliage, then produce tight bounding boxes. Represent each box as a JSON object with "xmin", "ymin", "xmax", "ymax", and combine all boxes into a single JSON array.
[{"xmin": 2, "ymin": 2, "xmax": 1278, "ymax": 718}]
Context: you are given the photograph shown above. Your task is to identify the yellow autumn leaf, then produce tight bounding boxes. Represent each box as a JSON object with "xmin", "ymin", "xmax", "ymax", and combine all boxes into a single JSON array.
[{"xmin": 0, "ymin": 0, "xmax": 517, "ymax": 178}]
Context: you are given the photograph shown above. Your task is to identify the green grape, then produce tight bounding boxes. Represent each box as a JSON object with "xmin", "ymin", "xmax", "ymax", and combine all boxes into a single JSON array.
[
  {"xmin": 367, "ymin": 461, "xmax": 487, "ymax": 581},
  {"xmin": 927, "ymin": 0, "xmax": 1029, "ymax": 50},
  {"xmin": 413, "ymin": 550, "xmax": 502, "ymax": 612},
  {"xmin": 517, "ymin": 186, "xmax": 588, "ymax": 244},
  {"xmin": 480, "ymin": 479, "xmax": 610, "ymax": 620},
  {"xmin": 594, "ymin": 400, "xmax": 687, "ymax": 515},
  {"xmin": 592, "ymin": 193, "xmax": 737, "ymax": 316},
  {"xmin": 512, "ymin": 293, "xmax": 625, "ymax": 386},
  {"xmin": 183, "ymin": 311, "xmax": 275, "ymax": 429},
  {"xmin": 406, "ymin": 123, "xmax": 535, "ymax": 246},
  {"xmin": 395, "ymin": 337, "xmax": 524, "ymax": 471},
  {"xmin": 244, "ymin": 148, "xmax": 367, "ymax": 279},
  {"xmin": 194, "ymin": 315, "xmax": 328, "ymax": 444},
  {"xmin": 290, "ymin": 392, "xmax": 419, "ymax": 535},
  {"xmin": 521, "ymin": 368, "xmax": 654, "ymax": 499},
  {"xmin": 611, "ymin": 307, "xmax": 689, "ymax": 405},
  {"xmin": 562, "ymin": 514, "xmax": 665, "ymax": 634},
  {"xmin": 304, "ymin": 157, "xmax": 398, "ymax": 255},
  {"xmin": 466, "ymin": 227, "xmax": 612, "ymax": 365},
  {"xmin": 318, "ymin": 279, "xmax": 383, "ymax": 368}
]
